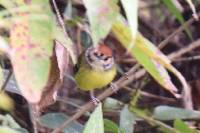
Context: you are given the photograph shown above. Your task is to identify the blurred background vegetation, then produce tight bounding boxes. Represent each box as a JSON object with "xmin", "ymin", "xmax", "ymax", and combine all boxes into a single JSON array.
[{"xmin": 0, "ymin": 0, "xmax": 200, "ymax": 133}]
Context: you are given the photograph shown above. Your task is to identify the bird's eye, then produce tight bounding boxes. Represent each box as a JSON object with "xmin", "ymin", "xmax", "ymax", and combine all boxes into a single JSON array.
[
  {"xmin": 99, "ymin": 53, "xmax": 104, "ymax": 57},
  {"xmin": 104, "ymin": 57, "xmax": 109, "ymax": 61},
  {"xmin": 94, "ymin": 52, "xmax": 98, "ymax": 56}
]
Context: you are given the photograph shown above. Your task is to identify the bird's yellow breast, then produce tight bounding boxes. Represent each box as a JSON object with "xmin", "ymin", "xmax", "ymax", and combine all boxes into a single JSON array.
[{"xmin": 75, "ymin": 65, "xmax": 116, "ymax": 91}]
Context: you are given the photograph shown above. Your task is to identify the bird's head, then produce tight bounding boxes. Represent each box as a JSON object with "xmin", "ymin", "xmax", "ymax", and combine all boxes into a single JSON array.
[{"xmin": 85, "ymin": 44, "xmax": 115, "ymax": 70}]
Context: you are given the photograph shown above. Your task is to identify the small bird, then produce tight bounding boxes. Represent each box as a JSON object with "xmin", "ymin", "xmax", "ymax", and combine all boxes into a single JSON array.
[{"xmin": 75, "ymin": 44, "xmax": 117, "ymax": 104}]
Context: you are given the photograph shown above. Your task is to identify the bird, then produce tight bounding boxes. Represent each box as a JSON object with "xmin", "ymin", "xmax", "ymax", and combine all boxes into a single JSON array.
[{"xmin": 75, "ymin": 44, "xmax": 117, "ymax": 104}]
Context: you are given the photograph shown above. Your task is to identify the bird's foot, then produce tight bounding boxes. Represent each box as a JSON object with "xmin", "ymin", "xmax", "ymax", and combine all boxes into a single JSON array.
[
  {"xmin": 90, "ymin": 96, "xmax": 100, "ymax": 106},
  {"xmin": 110, "ymin": 82, "xmax": 118, "ymax": 93},
  {"xmin": 90, "ymin": 91, "xmax": 100, "ymax": 106}
]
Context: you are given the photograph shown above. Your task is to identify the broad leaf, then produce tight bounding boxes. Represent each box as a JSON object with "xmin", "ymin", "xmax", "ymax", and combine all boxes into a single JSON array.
[
  {"xmin": 83, "ymin": 0, "xmax": 119, "ymax": 45},
  {"xmin": 83, "ymin": 103, "xmax": 104, "ymax": 133},
  {"xmin": 112, "ymin": 17, "xmax": 179, "ymax": 97},
  {"xmin": 9, "ymin": 0, "xmax": 54, "ymax": 103},
  {"xmin": 153, "ymin": 106, "xmax": 200, "ymax": 120},
  {"xmin": 120, "ymin": 105, "xmax": 136, "ymax": 133}
]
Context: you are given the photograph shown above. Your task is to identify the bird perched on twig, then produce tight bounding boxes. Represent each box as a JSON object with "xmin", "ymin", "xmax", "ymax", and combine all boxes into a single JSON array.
[{"xmin": 75, "ymin": 44, "xmax": 117, "ymax": 104}]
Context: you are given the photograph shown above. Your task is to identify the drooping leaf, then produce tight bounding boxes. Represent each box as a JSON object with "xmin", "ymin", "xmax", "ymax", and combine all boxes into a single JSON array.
[
  {"xmin": 174, "ymin": 119, "xmax": 198, "ymax": 133},
  {"xmin": 82, "ymin": 0, "xmax": 119, "ymax": 45},
  {"xmin": 39, "ymin": 113, "xmax": 83, "ymax": 133},
  {"xmin": 120, "ymin": 105, "xmax": 136, "ymax": 133},
  {"xmin": 120, "ymin": 0, "xmax": 138, "ymax": 42},
  {"xmin": 161, "ymin": 0, "xmax": 192, "ymax": 39},
  {"xmin": 153, "ymin": 106, "xmax": 200, "ymax": 121},
  {"xmin": 83, "ymin": 103, "xmax": 104, "ymax": 133},
  {"xmin": 112, "ymin": 17, "xmax": 179, "ymax": 97},
  {"xmin": 9, "ymin": 0, "xmax": 54, "ymax": 103}
]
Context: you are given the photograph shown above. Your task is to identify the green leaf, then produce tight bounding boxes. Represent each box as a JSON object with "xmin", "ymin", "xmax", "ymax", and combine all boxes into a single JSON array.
[
  {"xmin": 120, "ymin": 105, "xmax": 136, "ymax": 133},
  {"xmin": 9, "ymin": 1, "xmax": 54, "ymax": 103},
  {"xmin": 0, "ymin": 127, "xmax": 20, "ymax": 133},
  {"xmin": 104, "ymin": 119, "xmax": 122, "ymax": 133},
  {"xmin": 83, "ymin": 103, "xmax": 104, "ymax": 133},
  {"xmin": 174, "ymin": 119, "xmax": 199, "ymax": 133},
  {"xmin": 103, "ymin": 97, "xmax": 122, "ymax": 110},
  {"xmin": 112, "ymin": 17, "xmax": 179, "ymax": 97},
  {"xmin": 83, "ymin": 0, "xmax": 119, "ymax": 45},
  {"xmin": 153, "ymin": 106, "xmax": 200, "ymax": 120},
  {"xmin": 161, "ymin": 0, "xmax": 192, "ymax": 39},
  {"xmin": 39, "ymin": 113, "xmax": 83, "ymax": 133},
  {"xmin": 120, "ymin": 0, "xmax": 138, "ymax": 42}
]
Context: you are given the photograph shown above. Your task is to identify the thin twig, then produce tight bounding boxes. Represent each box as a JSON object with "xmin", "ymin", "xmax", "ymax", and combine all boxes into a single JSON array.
[
  {"xmin": 123, "ymin": 86, "xmax": 176, "ymax": 102},
  {"xmin": 173, "ymin": 55, "xmax": 200, "ymax": 62},
  {"xmin": 52, "ymin": 0, "xmax": 68, "ymax": 37}
]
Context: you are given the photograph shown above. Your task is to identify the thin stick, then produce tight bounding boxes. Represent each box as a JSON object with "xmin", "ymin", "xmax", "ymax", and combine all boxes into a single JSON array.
[{"xmin": 52, "ymin": 0, "xmax": 68, "ymax": 37}]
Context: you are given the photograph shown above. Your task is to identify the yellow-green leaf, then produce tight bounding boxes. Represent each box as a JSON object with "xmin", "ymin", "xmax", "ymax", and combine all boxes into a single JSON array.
[
  {"xmin": 112, "ymin": 17, "xmax": 180, "ymax": 97},
  {"xmin": 120, "ymin": 0, "xmax": 138, "ymax": 42},
  {"xmin": 83, "ymin": 103, "xmax": 104, "ymax": 133},
  {"xmin": 83, "ymin": 0, "xmax": 119, "ymax": 45},
  {"xmin": 0, "ymin": 127, "xmax": 20, "ymax": 133},
  {"xmin": 9, "ymin": 1, "xmax": 54, "ymax": 103}
]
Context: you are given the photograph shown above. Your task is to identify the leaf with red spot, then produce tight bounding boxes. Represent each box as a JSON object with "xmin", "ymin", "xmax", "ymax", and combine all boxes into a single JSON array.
[{"xmin": 9, "ymin": 0, "xmax": 54, "ymax": 103}]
